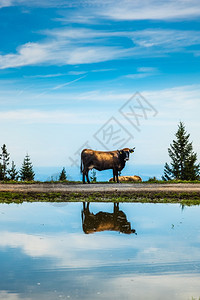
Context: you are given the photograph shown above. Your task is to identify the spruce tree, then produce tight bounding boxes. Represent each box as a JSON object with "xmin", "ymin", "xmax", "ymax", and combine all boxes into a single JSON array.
[
  {"xmin": 59, "ymin": 167, "xmax": 67, "ymax": 181},
  {"xmin": 20, "ymin": 154, "xmax": 35, "ymax": 181},
  {"xmin": 0, "ymin": 144, "xmax": 10, "ymax": 181},
  {"xmin": 90, "ymin": 169, "xmax": 97, "ymax": 183},
  {"xmin": 163, "ymin": 122, "xmax": 200, "ymax": 181},
  {"xmin": 8, "ymin": 161, "xmax": 19, "ymax": 181}
]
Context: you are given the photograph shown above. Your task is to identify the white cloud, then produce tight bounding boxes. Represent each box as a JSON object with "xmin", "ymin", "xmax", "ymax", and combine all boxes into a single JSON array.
[
  {"xmin": 0, "ymin": 42, "xmax": 48, "ymax": 69},
  {"xmin": 109, "ymin": 275, "xmax": 200, "ymax": 300},
  {"xmin": 132, "ymin": 29, "xmax": 200, "ymax": 49},
  {"xmin": 25, "ymin": 73, "xmax": 68, "ymax": 78},
  {"xmin": 68, "ymin": 70, "xmax": 87, "ymax": 75},
  {"xmin": 0, "ymin": 291, "xmax": 29, "ymax": 300},
  {"xmin": 0, "ymin": 109, "xmax": 106, "ymax": 124},
  {"xmin": 0, "ymin": 0, "xmax": 13, "ymax": 8},
  {"xmin": 0, "ymin": 28, "xmax": 131, "ymax": 68},
  {"xmin": 7, "ymin": 0, "xmax": 200, "ymax": 21},
  {"xmin": 0, "ymin": 27, "xmax": 199, "ymax": 69},
  {"xmin": 125, "ymin": 67, "xmax": 158, "ymax": 79},
  {"xmin": 99, "ymin": 0, "xmax": 200, "ymax": 20},
  {"xmin": 67, "ymin": 46, "xmax": 129, "ymax": 64},
  {"xmin": 10, "ymin": 0, "xmax": 74, "ymax": 7},
  {"xmin": 0, "ymin": 231, "xmax": 135, "ymax": 268}
]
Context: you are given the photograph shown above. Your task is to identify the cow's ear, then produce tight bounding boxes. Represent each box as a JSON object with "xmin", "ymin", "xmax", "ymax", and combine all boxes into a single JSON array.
[{"xmin": 120, "ymin": 150, "xmax": 123, "ymax": 155}]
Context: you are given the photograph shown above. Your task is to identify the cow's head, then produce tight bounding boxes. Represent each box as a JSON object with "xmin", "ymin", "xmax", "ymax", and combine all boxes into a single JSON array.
[{"xmin": 118, "ymin": 147, "xmax": 135, "ymax": 161}]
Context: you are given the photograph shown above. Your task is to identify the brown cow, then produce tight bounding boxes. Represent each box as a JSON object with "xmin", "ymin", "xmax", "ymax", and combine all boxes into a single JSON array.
[
  {"xmin": 82, "ymin": 202, "xmax": 136, "ymax": 234},
  {"xmin": 80, "ymin": 147, "xmax": 135, "ymax": 183},
  {"xmin": 109, "ymin": 175, "xmax": 142, "ymax": 182}
]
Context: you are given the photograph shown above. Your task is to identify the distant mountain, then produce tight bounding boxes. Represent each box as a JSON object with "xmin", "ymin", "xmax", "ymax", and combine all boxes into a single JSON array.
[{"xmin": 34, "ymin": 164, "xmax": 164, "ymax": 182}]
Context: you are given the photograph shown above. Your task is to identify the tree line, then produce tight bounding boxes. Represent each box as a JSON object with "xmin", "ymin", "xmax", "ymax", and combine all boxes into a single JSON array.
[
  {"xmin": 0, "ymin": 145, "xmax": 68, "ymax": 182},
  {"xmin": 0, "ymin": 146, "xmax": 35, "ymax": 181}
]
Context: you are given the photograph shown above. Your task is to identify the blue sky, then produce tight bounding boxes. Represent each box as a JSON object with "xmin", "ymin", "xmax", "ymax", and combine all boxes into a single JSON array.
[{"xmin": 0, "ymin": 0, "xmax": 200, "ymax": 178}]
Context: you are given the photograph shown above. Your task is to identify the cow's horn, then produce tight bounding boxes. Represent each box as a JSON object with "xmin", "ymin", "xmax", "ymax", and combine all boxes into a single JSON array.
[{"xmin": 130, "ymin": 147, "xmax": 135, "ymax": 153}]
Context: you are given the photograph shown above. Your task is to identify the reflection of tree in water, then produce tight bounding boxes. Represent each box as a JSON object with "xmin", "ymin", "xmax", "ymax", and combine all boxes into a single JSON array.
[{"xmin": 82, "ymin": 202, "xmax": 136, "ymax": 235}]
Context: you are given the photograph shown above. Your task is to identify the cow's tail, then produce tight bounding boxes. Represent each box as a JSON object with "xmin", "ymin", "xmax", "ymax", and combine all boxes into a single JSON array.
[{"xmin": 80, "ymin": 153, "xmax": 83, "ymax": 173}]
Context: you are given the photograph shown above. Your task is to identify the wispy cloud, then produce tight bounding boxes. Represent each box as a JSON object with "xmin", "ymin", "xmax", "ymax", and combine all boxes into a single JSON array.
[
  {"xmin": 0, "ymin": 109, "xmax": 105, "ymax": 124},
  {"xmin": 0, "ymin": 291, "xmax": 28, "ymax": 300},
  {"xmin": 125, "ymin": 67, "xmax": 158, "ymax": 79},
  {"xmin": 24, "ymin": 73, "xmax": 68, "ymax": 79},
  {"xmin": 99, "ymin": 0, "xmax": 200, "ymax": 21},
  {"xmin": 0, "ymin": 42, "xmax": 48, "ymax": 69},
  {"xmin": 0, "ymin": 28, "xmax": 130, "ymax": 69},
  {"xmin": 132, "ymin": 29, "xmax": 200, "ymax": 49},
  {"xmin": 51, "ymin": 75, "xmax": 87, "ymax": 90},
  {"xmin": 34, "ymin": 74, "xmax": 87, "ymax": 97},
  {"xmin": 5, "ymin": 0, "xmax": 200, "ymax": 21},
  {"xmin": 68, "ymin": 70, "xmax": 87, "ymax": 75},
  {"xmin": 0, "ymin": 0, "xmax": 12, "ymax": 8},
  {"xmin": 9, "ymin": 0, "xmax": 78, "ymax": 8},
  {"xmin": 0, "ymin": 26, "xmax": 200, "ymax": 69}
]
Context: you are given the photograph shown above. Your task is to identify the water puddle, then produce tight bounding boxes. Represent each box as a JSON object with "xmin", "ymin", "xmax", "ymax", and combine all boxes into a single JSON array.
[{"xmin": 0, "ymin": 202, "xmax": 200, "ymax": 299}]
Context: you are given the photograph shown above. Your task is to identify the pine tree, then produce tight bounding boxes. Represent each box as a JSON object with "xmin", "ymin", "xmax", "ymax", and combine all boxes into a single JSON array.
[
  {"xmin": 0, "ymin": 144, "xmax": 10, "ymax": 181},
  {"xmin": 8, "ymin": 161, "xmax": 19, "ymax": 181},
  {"xmin": 20, "ymin": 154, "xmax": 35, "ymax": 181},
  {"xmin": 59, "ymin": 167, "xmax": 67, "ymax": 181},
  {"xmin": 163, "ymin": 122, "xmax": 200, "ymax": 181},
  {"xmin": 90, "ymin": 169, "xmax": 97, "ymax": 183}
]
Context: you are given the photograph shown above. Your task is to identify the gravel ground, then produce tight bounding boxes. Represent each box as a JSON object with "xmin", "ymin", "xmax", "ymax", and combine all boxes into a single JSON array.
[{"xmin": 0, "ymin": 183, "xmax": 200, "ymax": 193}]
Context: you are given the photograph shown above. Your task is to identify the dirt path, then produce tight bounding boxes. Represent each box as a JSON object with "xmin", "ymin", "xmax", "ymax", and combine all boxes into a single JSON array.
[{"xmin": 0, "ymin": 183, "xmax": 200, "ymax": 193}]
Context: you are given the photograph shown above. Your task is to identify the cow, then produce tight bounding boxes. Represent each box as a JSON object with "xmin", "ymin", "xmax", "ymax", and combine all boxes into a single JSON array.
[
  {"xmin": 109, "ymin": 175, "xmax": 142, "ymax": 182},
  {"xmin": 82, "ymin": 202, "xmax": 136, "ymax": 235},
  {"xmin": 80, "ymin": 147, "xmax": 135, "ymax": 183}
]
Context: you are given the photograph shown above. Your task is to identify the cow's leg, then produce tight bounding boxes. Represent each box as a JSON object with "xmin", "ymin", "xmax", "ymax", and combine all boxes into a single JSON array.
[
  {"xmin": 116, "ymin": 170, "xmax": 119, "ymax": 183},
  {"xmin": 86, "ymin": 170, "xmax": 90, "ymax": 184},
  {"xmin": 82, "ymin": 170, "xmax": 86, "ymax": 184},
  {"xmin": 114, "ymin": 202, "xmax": 119, "ymax": 214},
  {"xmin": 113, "ymin": 169, "xmax": 116, "ymax": 182},
  {"xmin": 82, "ymin": 166, "xmax": 89, "ymax": 184}
]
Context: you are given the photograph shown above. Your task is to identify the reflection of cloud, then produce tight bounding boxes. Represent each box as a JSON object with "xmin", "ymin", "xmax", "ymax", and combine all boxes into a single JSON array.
[
  {"xmin": 0, "ymin": 0, "xmax": 12, "ymax": 8},
  {"xmin": 1, "ymin": 230, "xmax": 200, "ymax": 272},
  {"xmin": 0, "ymin": 231, "xmax": 135, "ymax": 268},
  {"xmin": 108, "ymin": 275, "xmax": 200, "ymax": 300},
  {"xmin": 0, "ymin": 291, "xmax": 31, "ymax": 300}
]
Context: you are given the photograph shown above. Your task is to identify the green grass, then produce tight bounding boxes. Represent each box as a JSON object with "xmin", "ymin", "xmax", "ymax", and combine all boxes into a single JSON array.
[
  {"xmin": 0, "ymin": 179, "xmax": 200, "ymax": 204},
  {"xmin": 0, "ymin": 190, "xmax": 200, "ymax": 205},
  {"xmin": 146, "ymin": 179, "xmax": 200, "ymax": 184}
]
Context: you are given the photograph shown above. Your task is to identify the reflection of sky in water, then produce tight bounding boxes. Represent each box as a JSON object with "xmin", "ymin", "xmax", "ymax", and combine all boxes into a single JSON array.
[{"xmin": 0, "ymin": 202, "xmax": 200, "ymax": 299}]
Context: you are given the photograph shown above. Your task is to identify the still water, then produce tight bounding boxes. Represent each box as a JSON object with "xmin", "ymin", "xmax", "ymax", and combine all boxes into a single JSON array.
[{"xmin": 0, "ymin": 202, "xmax": 200, "ymax": 300}]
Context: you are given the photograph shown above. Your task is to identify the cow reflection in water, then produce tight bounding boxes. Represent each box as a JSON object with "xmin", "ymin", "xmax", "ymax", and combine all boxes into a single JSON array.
[{"xmin": 82, "ymin": 202, "xmax": 136, "ymax": 234}]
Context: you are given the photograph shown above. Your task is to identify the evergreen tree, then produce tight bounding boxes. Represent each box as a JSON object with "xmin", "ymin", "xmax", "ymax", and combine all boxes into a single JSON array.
[
  {"xmin": 20, "ymin": 154, "xmax": 35, "ymax": 181},
  {"xmin": 90, "ymin": 169, "xmax": 97, "ymax": 183},
  {"xmin": 8, "ymin": 161, "xmax": 19, "ymax": 181},
  {"xmin": 59, "ymin": 167, "xmax": 67, "ymax": 181},
  {"xmin": 0, "ymin": 144, "xmax": 10, "ymax": 181},
  {"xmin": 163, "ymin": 122, "xmax": 200, "ymax": 181}
]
